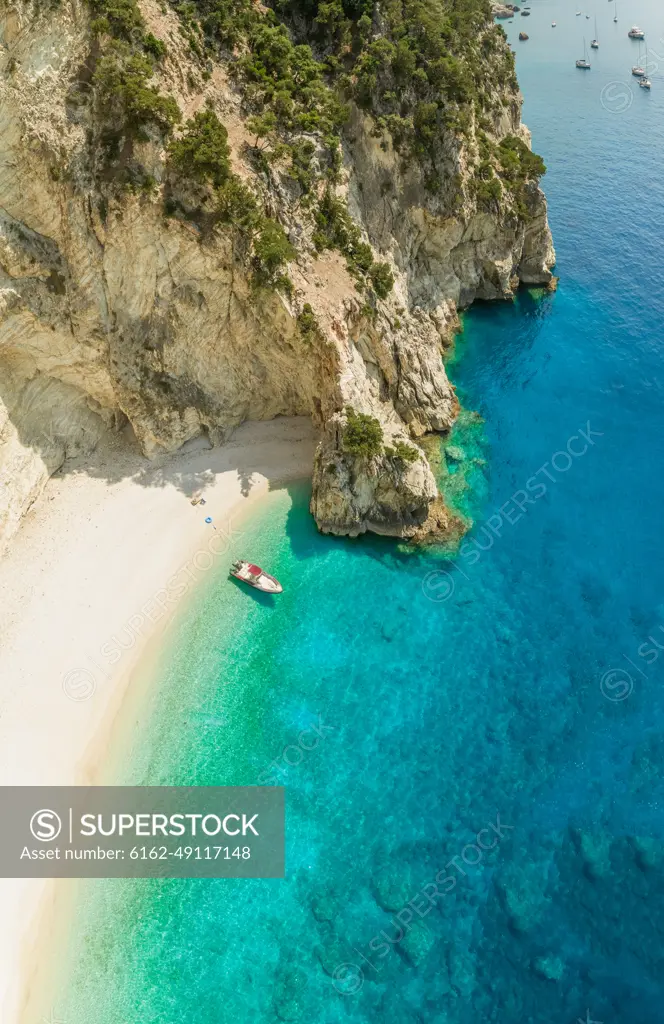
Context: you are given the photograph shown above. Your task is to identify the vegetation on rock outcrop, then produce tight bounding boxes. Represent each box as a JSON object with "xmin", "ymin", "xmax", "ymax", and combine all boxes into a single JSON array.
[
  {"xmin": 384, "ymin": 440, "xmax": 419, "ymax": 464},
  {"xmin": 88, "ymin": 0, "xmax": 180, "ymax": 158},
  {"xmin": 296, "ymin": 303, "xmax": 325, "ymax": 345},
  {"xmin": 341, "ymin": 407, "xmax": 420, "ymax": 465},
  {"xmin": 93, "ymin": 43, "xmax": 180, "ymax": 147},
  {"xmin": 342, "ymin": 407, "xmax": 384, "ymax": 459},
  {"xmin": 168, "ymin": 108, "xmax": 231, "ymax": 185}
]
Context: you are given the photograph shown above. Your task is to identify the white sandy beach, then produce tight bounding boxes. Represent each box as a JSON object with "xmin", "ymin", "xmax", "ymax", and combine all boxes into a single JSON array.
[{"xmin": 0, "ymin": 416, "xmax": 315, "ymax": 1024}]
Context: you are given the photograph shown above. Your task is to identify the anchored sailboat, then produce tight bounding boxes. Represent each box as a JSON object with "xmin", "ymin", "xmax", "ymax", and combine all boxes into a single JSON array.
[
  {"xmin": 590, "ymin": 17, "xmax": 599, "ymax": 47},
  {"xmin": 640, "ymin": 43, "xmax": 652, "ymax": 88},
  {"xmin": 632, "ymin": 42, "xmax": 645, "ymax": 77},
  {"xmin": 576, "ymin": 38, "xmax": 591, "ymax": 69}
]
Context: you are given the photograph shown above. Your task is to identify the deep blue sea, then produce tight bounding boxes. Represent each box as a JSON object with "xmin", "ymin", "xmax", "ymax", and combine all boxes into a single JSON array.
[{"xmin": 61, "ymin": 2, "xmax": 664, "ymax": 1021}]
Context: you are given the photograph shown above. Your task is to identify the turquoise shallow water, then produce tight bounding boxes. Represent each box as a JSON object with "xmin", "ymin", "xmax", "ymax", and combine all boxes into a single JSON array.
[{"xmin": 60, "ymin": 3, "xmax": 664, "ymax": 1021}]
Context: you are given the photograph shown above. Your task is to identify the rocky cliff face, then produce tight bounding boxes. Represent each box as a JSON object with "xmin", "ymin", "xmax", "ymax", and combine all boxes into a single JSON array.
[{"xmin": 0, "ymin": 0, "xmax": 554, "ymax": 552}]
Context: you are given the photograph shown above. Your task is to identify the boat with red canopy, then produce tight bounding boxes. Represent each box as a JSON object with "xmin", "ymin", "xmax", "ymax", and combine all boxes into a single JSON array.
[{"xmin": 230, "ymin": 560, "xmax": 283, "ymax": 594}]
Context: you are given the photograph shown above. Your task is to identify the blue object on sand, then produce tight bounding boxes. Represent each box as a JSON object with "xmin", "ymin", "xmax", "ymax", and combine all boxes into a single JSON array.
[{"xmin": 205, "ymin": 517, "xmax": 212, "ymax": 524}]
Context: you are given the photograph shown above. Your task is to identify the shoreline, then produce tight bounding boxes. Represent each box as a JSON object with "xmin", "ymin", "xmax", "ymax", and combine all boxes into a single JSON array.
[{"xmin": 0, "ymin": 416, "xmax": 316, "ymax": 1024}]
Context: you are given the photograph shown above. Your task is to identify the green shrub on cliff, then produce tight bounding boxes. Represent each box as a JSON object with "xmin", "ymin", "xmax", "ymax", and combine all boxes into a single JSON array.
[
  {"xmin": 495, "ymin": 135, "xmax": 546, "ymax": 214},
  {"xmin": 87, "ymin": 0, "xmax": 178, "ymax": 170},
  {"xmin": 497, "ymin": 135, "xmax": 546, "ymax": 181},
  {"xmin": 93, "ymin": 44, "xmax": 181, "ymax": 142},
  {"xmin": 198, "ymin": 0, "xmax": 255, "ymax": 49},
  {"xmin": 472, "ymin": 175, "xmax": 501, "ymax": 209},
  {"xmin": 342, "ymin": 407, "xmax": 384, "ymax": 459},
  {"xmin": 89, "ymin": 0, "xmax": 145, "ymax": 41},
  {"xmin": 370, "ymin": 262, "xmax": 394, "ymax": 299},
  {"xmin": 266, "ymin": 0, "xmax": 542, "ymax": 206},
  {"xmin": 251, "ymin": 219, "xmax": 296, "ymax": 287},
  {"xmin": 238, "ymin": 22, "xmax": 347, "ymax": 140},
  {"xmin": 89, "ymin": 0, "xmax": 169, "ymax": 58},
  {"xmin": 169, "ymin": 109, "xmax": 231, "ymax": 186},
  {"xmin": 385, "ymin": 440, "xmax": 419, "ymax": 464},
  {"xmin": 143, "ymin": 32, "xmax": 167, "ymax": 59},
  {"xmin": 312, "ymin": 191, "xmax": 393, "ymax": 297},
  {"xmin": 215, "ymin": 178, "xmax": 262, "ymax": 229},
  {"xmin": 297, "ymin": 303, "xmax": 324, "ymax": 345},
  {"xmin": 275, "ymin": 0, "xmax": 490, "ymax": 149}
]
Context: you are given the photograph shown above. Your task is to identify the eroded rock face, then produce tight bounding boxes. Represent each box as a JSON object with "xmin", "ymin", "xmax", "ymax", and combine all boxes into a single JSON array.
[
  {"xmin": 0, "ymin": 0, "xmax": 555, "ymax": 552},
  {"xmin": 345, "ymin": 106, "xmax": 555, "ymax": 309},
  {"xmin": 311, "ymin": 415, "xmax": 439, "ymax": 538}
]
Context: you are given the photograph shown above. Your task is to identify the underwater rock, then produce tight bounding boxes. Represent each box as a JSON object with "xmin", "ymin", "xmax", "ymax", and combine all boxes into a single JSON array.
[
  {"xmin": 630, "ymin": 836, "xmax": 664, "ymax": 872},
  {"xmin": 273, "ymin": 967, "xmax": 308, "ymax": 1021},
  {"xmin": 445, "ymin": 444, "xmax": 466, "ymax": 463},
  {"xmin": 397, "ymin": 920, "xmax": 436, "ymax": 967},
  {"xmin": 533, "ymin": 955, "xmax": 565, "ymax": 981},
  {"xmin": 495, "ymin": 862, "xmax": 552, "ymax": 932},
  {"xmin": 373, "ymin": 870, "xmax": 413, "ymax": 912},
  {"xmin": 310, "ymin": 893, "xmax": 339, "ymax": 923},
  {"xmin": 570, "ymin": 828, "xmax": 611, "ymax": 881},
  {"xmin": 447, "ymin": 944, "xmax": 475, "ymax": 995},
  {"xmin": 314, "ymin": 937, "xmax": 355, "ymax": 977},
  {"xmin": 409, "ymin": 495, "xmax": 467, "ymax": 547}
]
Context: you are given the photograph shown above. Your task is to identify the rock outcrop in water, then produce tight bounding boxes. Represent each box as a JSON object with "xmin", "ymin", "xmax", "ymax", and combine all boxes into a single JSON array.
[{"xmin": 0, "ymin": 0, "xmax": 554, "ymax": 550}]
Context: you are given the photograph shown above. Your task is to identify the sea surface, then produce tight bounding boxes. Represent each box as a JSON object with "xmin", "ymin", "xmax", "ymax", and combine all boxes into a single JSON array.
[{"xmin": 60, "ymin": 2, "xmax": 664, "ymax": 1021}]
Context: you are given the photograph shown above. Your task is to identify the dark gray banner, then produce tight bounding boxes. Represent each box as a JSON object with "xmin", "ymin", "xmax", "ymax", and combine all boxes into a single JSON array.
[{"xmin": 0, "ymin": 787, "xmax": 284, "ymax": 878}]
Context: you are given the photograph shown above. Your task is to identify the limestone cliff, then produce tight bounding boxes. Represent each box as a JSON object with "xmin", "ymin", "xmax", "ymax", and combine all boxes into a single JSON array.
[{"xmin": 0, "ymin": 0, "xmax": 554, "ymax": 551}]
